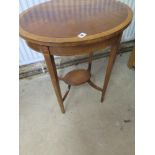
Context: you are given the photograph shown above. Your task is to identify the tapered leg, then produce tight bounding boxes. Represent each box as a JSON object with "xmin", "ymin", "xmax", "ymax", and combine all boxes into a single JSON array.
[
  {"xmin": 88, "ymin": 52, "xmax": 93, "ymax": 72},
  {"xmin": 101, "ymin": 34, "xmax": 122, "ymax": 102},
  {"xmin": 43, "ymin": 48, "xmax": 65, "ymax": 113}
]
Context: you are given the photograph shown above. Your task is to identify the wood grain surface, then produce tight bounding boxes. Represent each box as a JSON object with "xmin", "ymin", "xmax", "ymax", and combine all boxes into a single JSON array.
[{"xmin": 20, "ymin": 0, "xmax": 132, "ymax": 46}]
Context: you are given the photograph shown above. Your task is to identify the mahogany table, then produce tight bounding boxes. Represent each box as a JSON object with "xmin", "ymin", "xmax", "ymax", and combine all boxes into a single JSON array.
[{"xmin": 19, "ymin": 0, "xmax": 132, "ymax": 113}]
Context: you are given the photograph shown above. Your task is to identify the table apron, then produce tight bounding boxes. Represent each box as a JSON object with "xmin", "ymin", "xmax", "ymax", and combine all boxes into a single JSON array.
[{"xmin": 26, "ymin": 35, "xmax": 120, "ymax": 56}]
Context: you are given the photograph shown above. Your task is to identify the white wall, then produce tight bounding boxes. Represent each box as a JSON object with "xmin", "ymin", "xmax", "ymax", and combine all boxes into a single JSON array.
[{"xmin": 19, "ymin": 0, "xmax": 135, "ymax": 66}]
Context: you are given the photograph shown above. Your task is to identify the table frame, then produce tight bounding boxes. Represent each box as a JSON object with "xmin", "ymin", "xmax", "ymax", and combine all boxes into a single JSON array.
[{"xmin": 40, "ymin": 32, "xmax": 122, "ymax": 113}]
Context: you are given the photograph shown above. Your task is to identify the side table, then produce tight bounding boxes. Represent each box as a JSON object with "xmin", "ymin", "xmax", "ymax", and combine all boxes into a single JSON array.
[{"xmin": 19, "ymin": 0, "xmax": 133, "ymax": 113}]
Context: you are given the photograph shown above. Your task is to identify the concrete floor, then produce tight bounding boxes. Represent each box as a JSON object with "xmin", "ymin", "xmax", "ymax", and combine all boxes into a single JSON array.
[{"xmin": 20, "ymin": 53, "xmax": 135, "ymax": 155}]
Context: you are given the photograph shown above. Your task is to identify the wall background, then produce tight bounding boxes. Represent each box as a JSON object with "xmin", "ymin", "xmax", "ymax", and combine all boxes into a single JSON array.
[{"xmin": 19, "ymin": 0, "xmax": 135, "ymax": 66}]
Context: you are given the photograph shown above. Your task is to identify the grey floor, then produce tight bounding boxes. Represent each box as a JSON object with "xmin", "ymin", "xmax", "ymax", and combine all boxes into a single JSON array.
[{"xmin": 20, "ymin": 53, "xmax": 135, "ymax": 155}]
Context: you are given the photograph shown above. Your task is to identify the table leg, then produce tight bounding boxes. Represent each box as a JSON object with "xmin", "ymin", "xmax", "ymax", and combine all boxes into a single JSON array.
[
  {"xmin": 43, "ymin": 49, "xmax": 65, "ymax": 113},
  {"xmin": 88, "ymin": 52, "xmax": 93, "ymax": 72},
  {"xmin": 101, "ymin": 34, "xmax": 122, "ymax": 102}
]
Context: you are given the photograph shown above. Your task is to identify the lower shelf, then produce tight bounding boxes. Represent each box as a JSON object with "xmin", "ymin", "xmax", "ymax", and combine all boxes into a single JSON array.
[{"xmin": 61, "ymin": 69, "xmax": 91, "ymax": 86}]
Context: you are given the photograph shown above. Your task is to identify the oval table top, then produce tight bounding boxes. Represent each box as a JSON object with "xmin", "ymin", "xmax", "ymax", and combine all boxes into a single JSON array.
[{"xmin": 19, "ymin": 0, "xmax": 132, "ymax": 45}]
